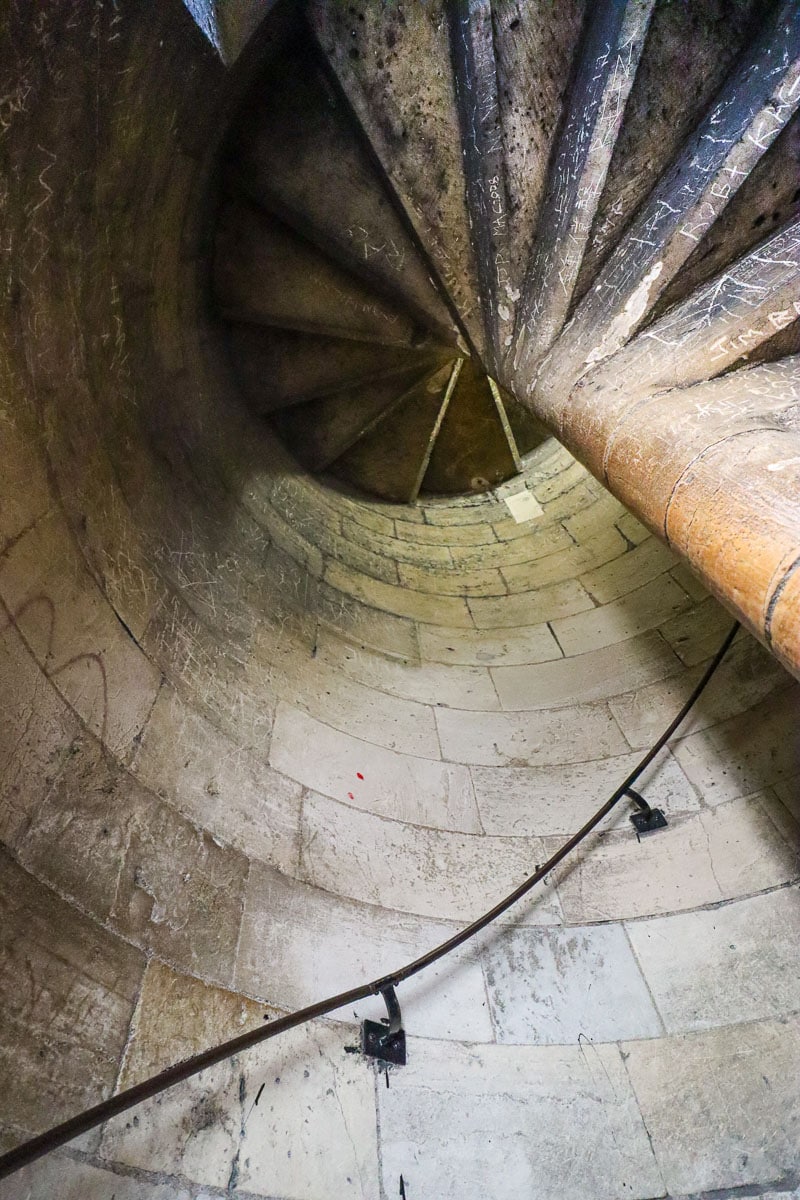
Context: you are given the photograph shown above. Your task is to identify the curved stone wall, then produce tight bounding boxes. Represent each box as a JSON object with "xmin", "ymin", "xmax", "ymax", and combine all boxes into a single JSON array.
[{"xmin": 1, "ymin": 4, "xmax": 799, "ymax": 1198}]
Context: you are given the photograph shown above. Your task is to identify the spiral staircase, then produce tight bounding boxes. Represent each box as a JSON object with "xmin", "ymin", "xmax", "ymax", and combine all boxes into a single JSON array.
[
  {"xmin": 201, "ymin": 0, "xmax": 800, "ymax": 683},
  {"xmin": 2, "ymin": 1, "xmax": 800, "ymax": 1198},
  {"xmin": 211, "ymin": 0, "xmax": 800, "ymax": 527},
  {"xmin": 213, "ymin": 7, "xmax": 552, "ymax": 502}
]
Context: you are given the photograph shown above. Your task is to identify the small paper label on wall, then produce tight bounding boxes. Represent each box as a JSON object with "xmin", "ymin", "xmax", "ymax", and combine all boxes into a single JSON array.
[{"xmin": 504, "ymin": 489, "xmax": 543, "ymax": 523}]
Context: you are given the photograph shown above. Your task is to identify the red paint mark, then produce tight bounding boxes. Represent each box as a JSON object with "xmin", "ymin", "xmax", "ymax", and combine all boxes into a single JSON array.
[
  {"xmin": 356, "ymin": 772, "xmax": 364, "ymax": 780},
  {"xmin": 347, "ymin": 792, "xmax": 354, "ymax": 800}
]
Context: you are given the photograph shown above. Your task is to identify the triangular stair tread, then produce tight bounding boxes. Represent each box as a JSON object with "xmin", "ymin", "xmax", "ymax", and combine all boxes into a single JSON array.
[
  {"xmin": 308, "ymin": 0, "xmax": 486, "ymax": 360},
  {"xmin": 537, "ymin": 4, "xmax": 800, "ymax": 404},
  {"xmin": 718, "ymin": 316, "xmax": 800, "ymax": 377},
  {"xmin": 272, "ymin": 363, "xmax": 453, "ymax": 473},
  {"xmin": 507, "ymin": 0, "xmax": 656, "ymax": 385},
  {"xmin": 227, "ymin": 326, "xmax": 451, "ymax": 413},
  {"xmin": 225, "ymin": 33, "xmax": 459, "ymax": 348},
  {"xmin": 214, "ymin": 197, "xmax": 424, "ymax": 347},
  {"xmin": 449, "ymin": 0, "xmax": 514, "ymax": 371},
  {"xmin": 572, "ymin": 0, "xmax": 768, "ymax": 308},
  {"xmin": 422, "ymin": 360, "xmax": 519, "ymax": 496},
  {"xmin": 651, "ymin": 109, "xmax": 800, "ymax": 321},
  {"xmin": 328, "ymin": 364, "xmax": 453, "ymax": 503},
  {"xmin": 491, "ymin": 0, "xmax": 587, "ymax": 327},
  {"xmin": 560, "ymin": 218, "xmax": 800, "ymax": 416},
  {"xmin": 212, "ymin": 0, "xmax": 800, "ymax": 515},
  {"xmin": 499, "ymin": 390, "xmax": 551, "ymax": 459}
]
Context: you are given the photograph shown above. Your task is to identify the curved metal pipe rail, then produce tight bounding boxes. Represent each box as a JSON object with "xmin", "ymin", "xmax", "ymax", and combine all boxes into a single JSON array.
[{"xmin": 0, "ymin": 620, "xmax": 741, "ymax": 1181}]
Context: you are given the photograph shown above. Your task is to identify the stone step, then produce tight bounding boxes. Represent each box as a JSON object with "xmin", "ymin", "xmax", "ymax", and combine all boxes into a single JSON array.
[
  {"xmin": 571, "ymin": 0, "xmax": 767, "ymax": 307},
  {"xmin": 491, "ymin": 0, "xmax": 588, "ymax": 336},
  {"xmin": 508, "ymin": 0, "xmax": 656, "ymax": 385},
  {"xmin": 330, "ymin": 364, "xmax": 452, "ymax": 503},
  {"xmin": 226, "ymin": 25, "xmax": 459, "ymax": 346},
  {"xmin": 653, "ymin": 107, "xmax": 800, "ymax": 319},
  {"xmin": 536, "ymin": 1, "xmax": 800, "ymax": 405},
  {"xmin": 449, "ymin": 0, "xmax": 514, "ymax": 372},
  {"xmin": 214, "ymin": 196, "xmax": 424, "ymax": 346},
  {"xmin": 308, "ymin": 0, "xmax": 486, "ymax": 359},
  {"xmin": 227, "ymin": 326, "xmax": 451, "ymax": 413},
  {"xmin": 273, "ymin": 363, "xmax": 453, "ymax": 472},
  {"xmin": 548, "ymin": 221, "xmax": 800, "ymax": 476},
  {"xmin": 376, "ymin": 1015, "xmax": 800, "ymax": 1200}
]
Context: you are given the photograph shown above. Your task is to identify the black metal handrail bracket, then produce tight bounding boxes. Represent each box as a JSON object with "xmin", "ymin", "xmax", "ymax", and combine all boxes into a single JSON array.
[{"xmin": 0, "ymin": 621, "xmax": 741, "ymax": 1181}]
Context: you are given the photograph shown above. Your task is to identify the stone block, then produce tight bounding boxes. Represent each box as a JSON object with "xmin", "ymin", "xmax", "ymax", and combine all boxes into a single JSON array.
[
  {"xmin": 0, "ymin": 850, "xmax": 144, "ymax": 1138},
  {"xmin": 615, "ymin": 511, "xmax": 651, "ymax": 546},
  {"xmin": 335, "ymin": 532, "xmax": 399, "ymax": 584},
  {"xmin": 325, "ymin": 559, "xmax": 473, "ymax": 627},
  {"xmin": 262, "ymin": 505, "xmax": 324, "ymax": 579},
  {"xmin": 397, "ymin": 560, "xmax": 508, "ymax": 597},
  {"xmin": 562, "ymin": 492, "xmax": 627, "ymax": 542},
  {"xmin": 448, "ymin": 523, "xmax": 573, "ymax": 569},
  {"xmin": 396, "ymin": 519, "xmax": 495, "ymax": 546},
  {"xmin": 14, "ymin": 727, "xmax": 155, "ymax": 925},
  {"xmin": 377, "ymin": 1037, "xmax": 662, "ymax": 1200},
  {"xmin": 313, "ymin": 579, "xmax": 419, "ymax": 661},
  {"xmin": 669, "ymin": 559, "xmax": 710, "ymax": 602},
  {"xmin": 236, "ymin": 1022, "xmax": 380, "ymax": 1199},
  {"xmin": 775, "ymin": 774, "xmax": 800, "ymax": 822},
  {"xmin": 343, "ymin": 517, "xmax": 454, "ymax": 563},
  {"xmin": 624, "ymin": 1015, "xmax": 800, "ymax": 1195},
  {"xmin": 344, "ymin": 505, "xmax": 396, "ymax": 536},
  {"xmin": 0, "ymin": 400, "xmax": 52, "ymax": 553},
  {"xmin": 139, "ymin": 586, "xmax": 265, "ymax": 750},
  {"xmin": 316, "ymin": 628, "xmax": 500, "ymax": 710},
  {"xmin": 535, "ymin": 480, "xmax": 598, "ymax": 524},
  {"xmin": 0, "ymin": 621, "xmax": 80, "ymax": 848},
  {"xmin": 235, "ymin": 862, "xmax": 495, "ymax": 1041},
  {"xmin": 579, "ymin": 536, "xmax": 678, "ymax": 604},
  {"xmin": 468, "ymin": 579, "xmax": 595, "ymax": 628},
  {"xmin": 626, "ymin": 887, "xmax": 800, "ymax": 1032},
  {"xmin": 482, "ymin": 922, "xmax": 662, "ymax": 1044},
  {"xmin": 499, "ymin": 529, "xmax": 629, "ymax": 592},
  {"xmin": 110, "ymin": 795, "xmax": 248, "ymax": 984},
  {"xmin": 608, "ymin": 635, "xmax": 788, "ymax": 750},
  {"xmin": 671, "ymin": 684, "xmax": 800, "ymax": 804},
  {"xmin": 0, "ymin": 510, "xmax": 161, "ymax": 756},
  {"xmin": 80, "ymin": 499, "xmax": 171, "ymax": 644},
  {"xmin": 0, "ymin": 1156, "xmax": 191, "ymax": 1200},
  {"xmin": 417, "ymin": 620, "xmax": 562, "ymax": 667},
  {"xmin": 435, "ymin": 701, "xmax": 628, "ymax": 766},
  {"xmin": 491, "ymin": 512, "xmax": 555, "ymax": 543},
  {"xmin": 299, "ymin": 791, "xmax": 560, "ymax": 923},
  {"xmin": 658, "ymin": 594, "xmax": 734, "ymax": 665},
  {"xmin": 130, "ymin": 684, "xmax": 302, "ymax": 872},
  {"xmin": 531, "ymin": 457, "xmax": 588, "ymax": 502},
  {"xmin": 491, "ymin": 630, "xmax": 683, "ymax": 710},
  {"xmin": 269, "ymin": 654, "xmax": 441, "ymax": 756},
  {"xmin": 549, "ymin": 792, "xmax": 800, "ymax": 923},
  {"xmin": 472, "ymin": 750, "xmax": 698, "ymax": 837},
  {"xmin": 420, "ymin": 501, "xmax": 502, "ymax": 526},
  {"xmin": 270, "ymin": 703, "xmax": 481, "ymax": 831},
  {"xmin": 99, "ymin": 1054, "xmax": 240, "ymax": 1189},
  {"xmin": 550, "ymin": 575, "xmax": 693, "ymax": 656},
  {"xmin": 119, "ymin": 960, "xmax": 271, "ymax": 1088}
]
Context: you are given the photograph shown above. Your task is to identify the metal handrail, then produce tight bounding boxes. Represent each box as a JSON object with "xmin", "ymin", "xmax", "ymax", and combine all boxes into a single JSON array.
[{"xmin": 0, "ymin": 620, "xmax": 741, "ymax": 1181}]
